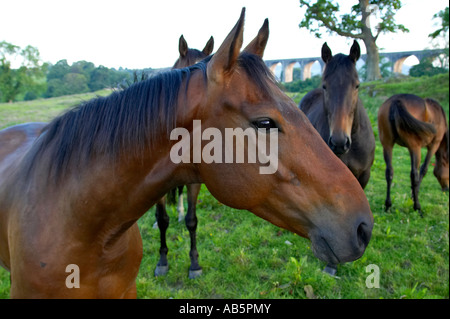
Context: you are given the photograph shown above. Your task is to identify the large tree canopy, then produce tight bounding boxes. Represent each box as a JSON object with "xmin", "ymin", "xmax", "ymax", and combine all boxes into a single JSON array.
[
  {"xmin": 0, "ymin": 41, "xmax": 46, "ymax": 102},
  {"xmin": 299, "ymin": 0, "xmax": 409, "ymax": 81}
]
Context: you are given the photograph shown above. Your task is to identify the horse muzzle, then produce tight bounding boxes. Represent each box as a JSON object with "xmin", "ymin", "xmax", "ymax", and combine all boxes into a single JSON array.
[
  {"xmin": 328, "ymin": 134, "xmax": 351, "ymax": 156},
  {"xmin": 309, "ymin": 213, "xmax": 373, "ymax": 264}
]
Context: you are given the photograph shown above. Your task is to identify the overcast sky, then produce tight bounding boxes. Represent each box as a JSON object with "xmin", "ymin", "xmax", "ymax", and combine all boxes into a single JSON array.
[{"xmin": 1, "ymin": 0, "xmax": 448, "ymax": 69}]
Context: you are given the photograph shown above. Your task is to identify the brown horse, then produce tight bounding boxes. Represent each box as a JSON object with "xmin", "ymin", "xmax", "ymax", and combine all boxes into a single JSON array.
[
  {"xmin": 0, "ymin": 9, "xmax": 373, "ymax": 298},
  {"xmin": 155, "ymin": 34, "xmax": 214, "ymax": 279},
  {"xmin": 378, "ymin": 93, "xmax": 449, "ymax": 216},
  {"xmin": 299, "ymin": 41, "xmax": 375, "ymax": 189}
]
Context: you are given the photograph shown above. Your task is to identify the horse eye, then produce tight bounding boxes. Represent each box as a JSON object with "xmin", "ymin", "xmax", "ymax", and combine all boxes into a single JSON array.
[
  {"xmin": 322, "ymin": 84, "xmax": 327, "ymax": 90},
  {"xmin": 252, "ymin": 118, "xmax": 278, "ymax": 131},
  {"xmin": 356, "ymin": 83, "xmax": 360, "ymax": 89}
]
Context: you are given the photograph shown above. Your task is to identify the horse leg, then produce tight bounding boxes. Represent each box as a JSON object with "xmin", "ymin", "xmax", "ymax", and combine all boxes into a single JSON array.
[
  {"xmin": 409, "ymin": 148, "xmax": 423, "ymax": 217},
  {"xmin": 185, "ymin": 183, "xmax": 202, "ymax": 279},
  {"xmin": 323, "ymin": 263, "xmax": 338, "ymax": 276},
  {"xmin": 383, "ymin": 147, "xmax": 394, "ymax": 211},
  {"xmin": 155, "ymin": 197, "xmax": 170, "ymax": 276},
  {"xmin": 420, "ymin": 145, "xmax": 438, "ymax": 183},
  {"xmin": 177, "ymin": 185, "xmax": 185, "ymax": 222}
]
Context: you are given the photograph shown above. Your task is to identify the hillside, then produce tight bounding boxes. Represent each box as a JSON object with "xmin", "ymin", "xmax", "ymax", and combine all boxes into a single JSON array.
[{"xmin": 0, "ymin": 89, "xmax": 112, "ymax": 129}]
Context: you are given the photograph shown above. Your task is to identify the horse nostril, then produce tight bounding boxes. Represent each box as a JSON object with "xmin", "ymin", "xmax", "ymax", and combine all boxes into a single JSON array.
[
  {"xmin": 344, "ymin": 136, "xmax": 351, "ymax": 151},
  {"xmin": 328, "ymin": 136, "xmax": 335, "ymax": 148},
  {"xmin": 357, "ymin": 222, "xmax": 370, "ymax": 248},
  {"xmin": 328, "ymin": 135, "xmax": 351, "ymax": 155}
]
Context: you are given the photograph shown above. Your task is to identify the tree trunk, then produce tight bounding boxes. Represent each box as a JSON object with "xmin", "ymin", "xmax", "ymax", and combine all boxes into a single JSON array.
[
  {"xmin": 359, "ymin": 0, "xmax": 382, "ymax": 81},
  {"xmin": 363, "ymin": 36, "xmax": 382, "ymax": 81}
]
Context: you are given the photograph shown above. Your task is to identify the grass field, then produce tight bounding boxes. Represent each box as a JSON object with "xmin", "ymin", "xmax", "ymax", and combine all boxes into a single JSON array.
[{"xmin": 0, "ymin": 74, "xmax": 448, "ymax": 299}]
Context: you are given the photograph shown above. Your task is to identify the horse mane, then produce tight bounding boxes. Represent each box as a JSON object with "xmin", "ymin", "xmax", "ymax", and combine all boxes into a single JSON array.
[
  {"xmin": 24, "ymin": 52, "xmax": 273, "ymax": 182},
  {"xmin": 26, "ymin": 59, "xmax": 209, "ymax": 181}
]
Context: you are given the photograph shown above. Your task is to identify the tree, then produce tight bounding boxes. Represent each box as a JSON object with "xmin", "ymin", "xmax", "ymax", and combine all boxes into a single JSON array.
[
  {"xmin": 0, "ymin": 41, "xmax": 46, "ymax": 102},
  {"xmin": 429, "ymin": 7, "xmax": 449, "ymax": 40},
  {"xmin": 46, "ymin": 59, "xmax": 70, "ymax": 81},
  {"xmin": 89, "ymin": 65, "xmax": 113, "ymax": 91},
  {"xmin": 359, "ymin": 56, "xmax": 392, "ymax": 79},
  {"xmin": 70, "ymin": 60, "xmax": 95, "ymax": 82},
  {"xmin": 409, "ymin": 57, "xmax": 448, "ymax": 77},
  {"xmin": 428, "ymin": 6, "xmax": 449, "ymax": 69},
  {"xmin": 298, "ymin": 0, "xmax": 409, "ymax": 81},
  {"xmin": 63, "ymin": 73, "xmax": 89, "ymax": 95}
]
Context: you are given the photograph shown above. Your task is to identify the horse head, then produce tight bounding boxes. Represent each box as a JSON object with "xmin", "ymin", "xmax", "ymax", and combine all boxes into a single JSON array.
[
  {"xmin": 173, "ymin": 35, "xmax": 214, "ymax": 69},
  {"xmin": 189, "ymin": 9, "xmax": 373, "ymax": 264},
  {"xmin": 321, "ymin": 40, "xmax": 361, "ymax": 156}
]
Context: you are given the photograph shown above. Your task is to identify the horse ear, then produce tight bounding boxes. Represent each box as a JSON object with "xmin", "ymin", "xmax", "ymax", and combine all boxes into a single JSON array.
[
  {"xmin": 321, "ymin": 42, "xmax": 332, "ymax": 63},
  {"xmin": 179, "ymin": 35, "xmax": 188, "ymax": 58},
  {"xmin": 349, "ymin": 40, "xmax": 360, "ymax": 62},
  {"xmin": 243, "ymin": 18, "xmax": 269, "ymax": 58},
  {"xmin": 202, "ymin": 36, "xmax": 214, "ymax": 56},
  {"xmin": 207, "ymin": 8, "xmax": 245, "ymax": 83}
]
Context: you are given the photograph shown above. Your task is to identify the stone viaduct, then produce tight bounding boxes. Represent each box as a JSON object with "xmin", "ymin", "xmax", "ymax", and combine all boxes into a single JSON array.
[{"xmin": 264, "ymin": 49, "xmax": 445, "ymax": 82}]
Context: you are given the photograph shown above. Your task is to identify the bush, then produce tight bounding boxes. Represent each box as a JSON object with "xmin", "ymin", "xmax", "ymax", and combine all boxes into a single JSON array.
[
  {"xmin": 283, "ymin": 75, "xmax": 321, "ymax": 93},
  {"xmin": 409, "ymin": 59, "xmax": 448, "ymax": 77}
]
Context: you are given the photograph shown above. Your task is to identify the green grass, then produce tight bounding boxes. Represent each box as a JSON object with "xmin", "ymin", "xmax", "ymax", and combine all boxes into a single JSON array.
[
  {"xmin": 0, "ymin": 74, "xmax": 448, "ymax": 299},
  {"xmin": 0, "ymin": 89, "xmax": 112, "ymax": 129}
]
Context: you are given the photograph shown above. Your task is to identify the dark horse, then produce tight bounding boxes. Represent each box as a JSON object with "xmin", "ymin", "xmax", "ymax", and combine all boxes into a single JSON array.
[
  {"xmin": 299, "ymin": 41, "xmax": 375, "ymax": 189},
  {"xmin": 155, "ymin": 34, "xmax": 214, "ymax": 279},
  {"xmin": 378, "ymin": 93, "xmax": 449, "ymax": 216},
  {"xmin": 0, "ymin": 9, "xmax": 373, "ymax": 298}
]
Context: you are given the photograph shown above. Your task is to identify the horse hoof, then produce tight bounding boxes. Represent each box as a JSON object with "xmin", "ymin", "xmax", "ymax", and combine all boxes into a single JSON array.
[
  {"xmin": 188, "ymin": 268, "xmax": 203, "ymax": 279},
  {"xmin": 155, "ymin": 265, "xmax": 169, "ymax": 277},
  {"xmin": 323, "ymin": 264, "xmax": 337, "ymax": 276},
  {"xmin": 384, "ymin": 202, "xmax": 391, "ymax": 212}
]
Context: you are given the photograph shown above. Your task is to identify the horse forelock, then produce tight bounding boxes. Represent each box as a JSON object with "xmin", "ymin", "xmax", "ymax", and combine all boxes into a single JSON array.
[
  {"xmin": 237, "ymin": 52, "xmax": 277, "ymax": 97},
  {"xmin": 323, "ymin": 54, "xmax": 358, "ymax": 82}
]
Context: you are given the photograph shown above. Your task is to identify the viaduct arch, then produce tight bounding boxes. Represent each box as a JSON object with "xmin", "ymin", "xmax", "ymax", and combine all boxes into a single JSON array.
[{"xmin": 264, "ymin": 49, "xmax": 445, "ymax": 82}]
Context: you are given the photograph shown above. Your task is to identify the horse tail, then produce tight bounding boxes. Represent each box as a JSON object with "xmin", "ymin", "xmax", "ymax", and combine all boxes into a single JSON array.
[
  {"xmin": 389, "ymin": 99, "xmax": 436, "ymax": 141},
  {"xmin": 166, "ymin": 185, "xmax": 184, "ymax": 205}
]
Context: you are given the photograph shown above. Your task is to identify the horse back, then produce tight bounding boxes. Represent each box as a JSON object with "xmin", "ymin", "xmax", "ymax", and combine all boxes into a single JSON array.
[
  {"xmin": 299, "ymin": 88, "xmax": 323, "ymax": 114},
  {"xmin": 381, "ymin": 94, "xmax": 437, "ymax": 148},
  {"xmin": 0, "ymin": 123, "xmax": 45, "ymax": 162}
]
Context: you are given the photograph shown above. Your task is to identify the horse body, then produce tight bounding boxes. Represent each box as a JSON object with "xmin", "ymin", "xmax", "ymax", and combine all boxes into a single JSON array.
[
  {"xmin": 0, "ymin": 9, "xmax": 373, "ymax": 298},
  {"xmin": 299, "ymin": 41, "xmax": 375, "ymax": 189},
  {"xmin": 0, "ymin": 123, "xmax": 47, "ymax": 272},
  {"xmin": 0, "ymin": 124, "xmax": 170, "ymax": 297},
  {"xmin": 378, "ymin": 93, "xmax": 449, "ymax": 215}
]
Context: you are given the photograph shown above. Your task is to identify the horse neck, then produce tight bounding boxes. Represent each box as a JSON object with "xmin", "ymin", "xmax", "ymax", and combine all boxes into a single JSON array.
[
  {"xmin": 30, "ymin": 74, "xmax": 205, "ymax": 227},
  {"xmin": 435, "ymin": 128, "xmax": 449, "ymax": 165},
  {"xmin": 97, "ymin": 76, "xmax": 206, "ymax": 208}
]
